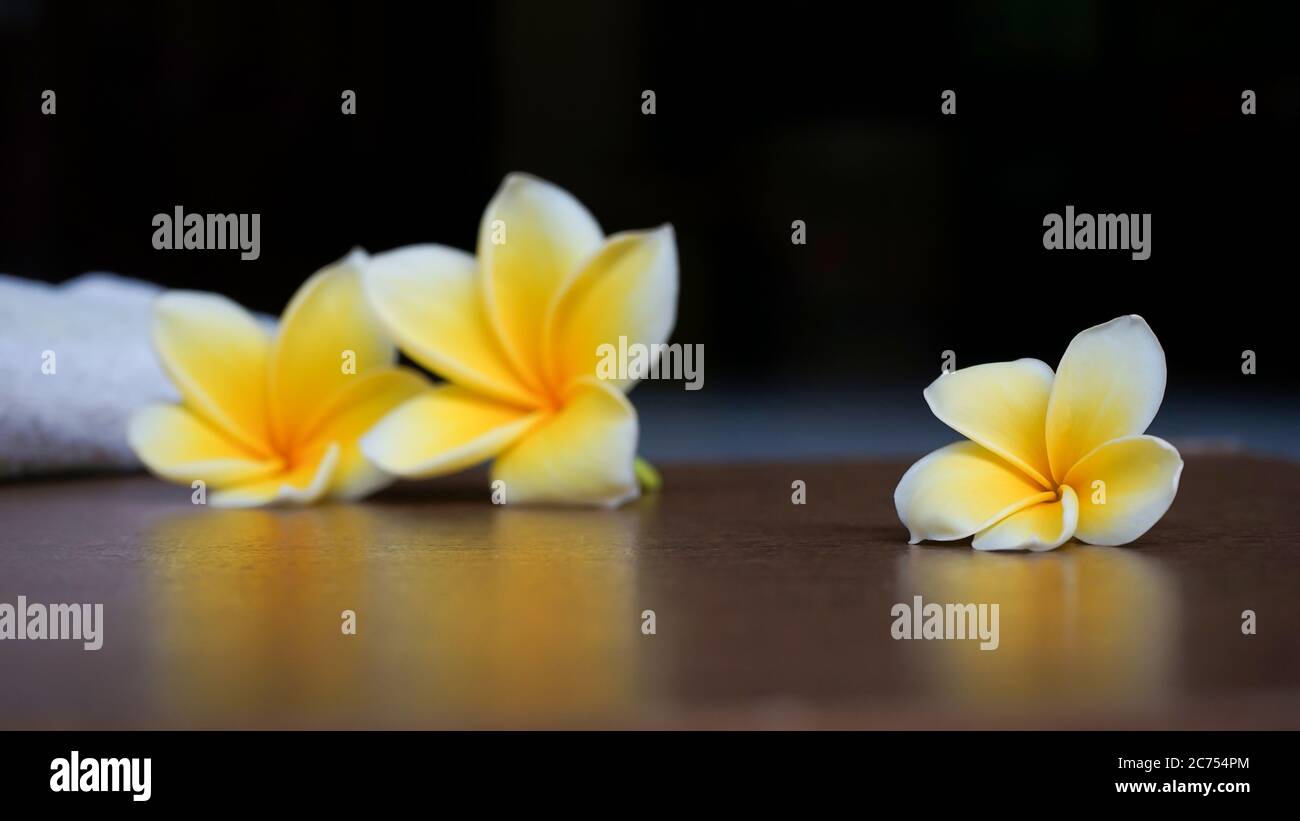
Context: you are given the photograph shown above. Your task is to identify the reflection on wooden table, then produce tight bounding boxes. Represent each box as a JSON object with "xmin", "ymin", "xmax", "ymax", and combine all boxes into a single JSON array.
[
  {"xmin": 0, "ymin": 456, "xmax": 1296, "ymax": 728},
  {"xmin": 897, "ymin": 547, "xmax": 1176, "ymax": 715},
  {"xmin": 147, "ymin": 504, "xmax": 647, "ymax": 727}
]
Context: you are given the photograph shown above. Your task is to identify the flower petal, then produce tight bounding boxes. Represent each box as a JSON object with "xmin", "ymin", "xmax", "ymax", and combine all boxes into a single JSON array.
[
  {"xmin": 363, "ymin": 244, "xmax": 539, "ymax": 406},
  {"xmin": 478, "ymin": 173, "xmax": 604, "ymax": 387},
  {"xmin": 127, "ymin": 403, "xmax": 283, "ymax": 485},
  {"xmin": 1063, "ymin": 435, "xmax": 1183, "ymax": 546},
  {"xmin": 152, "ymin": 291, "xmax": 274, "ymax": 456},
  {"xmin": 491, "ymin": 377, "xmax": 639, "ymax": 508},
  {"xmin": 1046, "ymin": 315, "xmax": 1167, "ymax": 483},
  {"xmin": 270, "ymin": 251, "xmax": 397, "ymax": 451},
  {"xmin": 544, "ymin": 226, "xmax": 679, "ymax": 394},
  {"xmin": 894, "ymin": 441, "xmax": 1056, "ymax": 544},
  {"xmin": 972, "ymin": 485, "xmax": 1079, "ymax": 552},
  {"xmin": 208, "ymin": 443, "xmax": 340, "ymax": 508},
  {"xmin": 293, "ymin": 367, "xmax": 431, "ymax": 500},
  {"xmin": 923, "ymin": 358, "xmax": 1055, "ymax": 488},
  {"xmin": 361, "ymin": 385, "xmax": 542, "ymax": 479}
]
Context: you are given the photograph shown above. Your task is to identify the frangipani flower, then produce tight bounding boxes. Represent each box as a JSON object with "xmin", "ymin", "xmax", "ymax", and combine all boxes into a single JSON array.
[
  {"xmin": 360, "ymin": 173, "xmax": 677, "ymax": 507},
  {"xmin": 895, "ymin": 315, "xmax": 1183, "ymax": 551},
  {"xmin": 128, "ymin": 252, "xmax": 429, "ymax": 507}
]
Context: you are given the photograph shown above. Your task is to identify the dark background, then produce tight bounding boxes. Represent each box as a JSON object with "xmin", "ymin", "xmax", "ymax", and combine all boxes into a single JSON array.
[{"xmin": 2, "ymin": 1, "xmax": 1296, "ymax": 457}]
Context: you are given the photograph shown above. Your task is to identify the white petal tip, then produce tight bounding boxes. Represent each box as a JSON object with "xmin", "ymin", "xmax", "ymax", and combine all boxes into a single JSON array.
[
  {"xmin": 358, "ymin": 430, "xmax": 396, "ymax": 475},
  {"xmin": 499, "ymin": 171, "xmax": 546, "ymax": 192},
  {"xmin": 1030, "ymin": 540, "xmax": 1070, "ymax": 553}
]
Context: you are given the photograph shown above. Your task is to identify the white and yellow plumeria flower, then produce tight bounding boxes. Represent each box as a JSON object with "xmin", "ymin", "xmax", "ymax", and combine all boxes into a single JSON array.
[
  {"xmin": 128, "ymin": 252, "xmax": 429, "ymax": 507},
  {"xmin": 895, "ymin": 315, "xmax": 1183, "ymax": 551},
  {"xmin": 360, "ymin": 173, "xmax": 677, "ymax": 507}
]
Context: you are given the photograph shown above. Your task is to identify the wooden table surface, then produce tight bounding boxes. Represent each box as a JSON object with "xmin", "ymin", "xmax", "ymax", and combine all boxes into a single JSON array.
[{"xmin": 1, "ymin": 454, "xmax": 1297, "ymax": 729}]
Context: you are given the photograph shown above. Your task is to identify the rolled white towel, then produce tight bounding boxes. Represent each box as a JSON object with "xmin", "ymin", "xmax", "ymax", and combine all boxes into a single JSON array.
[{"xmin": 0, "ymin": 273, "xmax": 178, "ymax": 478}]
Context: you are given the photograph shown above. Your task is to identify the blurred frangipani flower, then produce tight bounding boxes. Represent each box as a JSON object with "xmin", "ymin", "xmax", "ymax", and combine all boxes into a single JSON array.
[
  {"xmin": 129, "ymin": 252, "xmax": 429, "ymax": 507},
  {"xmin": 895, "ymin": 315, "xmax": 1183, "ymax": 551},
  {"xmin": 360, "ymin": 172, "xmax": 678, "ymax": 507}
]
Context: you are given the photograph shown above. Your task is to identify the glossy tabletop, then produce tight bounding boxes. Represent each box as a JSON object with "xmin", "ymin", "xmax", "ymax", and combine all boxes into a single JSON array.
[{"xmin": 0, "ymin": 455, "xmax": 1297, "ymax": 729}]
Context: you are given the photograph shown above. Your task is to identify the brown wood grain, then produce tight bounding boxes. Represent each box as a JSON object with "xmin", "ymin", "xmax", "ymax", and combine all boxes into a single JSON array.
[{"xmin": 0, "ymin": 454, "xmax": 1297, "ymax": 729}]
